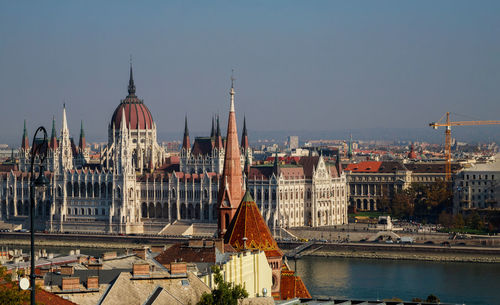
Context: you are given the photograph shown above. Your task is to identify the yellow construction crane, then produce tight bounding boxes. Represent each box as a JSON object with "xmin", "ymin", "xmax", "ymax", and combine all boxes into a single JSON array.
[{"xmin": 429, "ymin": 112, "xmax": 500, "ymax": 181}]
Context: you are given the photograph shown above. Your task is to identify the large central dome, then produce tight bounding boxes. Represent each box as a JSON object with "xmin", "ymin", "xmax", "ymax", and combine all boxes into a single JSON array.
[{"xmin": 111, "ymin": 66, "xmax": 154, "ymax": 130}]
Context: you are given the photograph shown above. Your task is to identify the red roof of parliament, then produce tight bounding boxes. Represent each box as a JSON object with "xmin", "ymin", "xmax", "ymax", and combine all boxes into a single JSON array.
[{"xmin": 110, "ymin": 65, "xmax": 154, "ymax": 130}]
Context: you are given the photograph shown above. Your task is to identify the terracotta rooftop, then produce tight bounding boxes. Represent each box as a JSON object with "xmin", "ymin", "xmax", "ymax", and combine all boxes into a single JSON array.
[
  {"xmin": 278, "ymin": 268, "xmax": 311, "ymax": 300},
  {"xmin": 344, "ymin": 161, "xmax": 383, "ymax": 172},
  {"xmin": 224, "ymin": 191, "xmax": 283, "ymax": 258},
  {"xmin": 344, "ymin": 161, "xmax": 407, "ymax": 173}
]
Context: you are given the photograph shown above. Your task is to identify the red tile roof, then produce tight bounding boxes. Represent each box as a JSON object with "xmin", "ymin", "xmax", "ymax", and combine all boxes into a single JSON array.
[
  {"xmin": 1, "ymin": 282, "xmax": 77, "ymax": 305},
  {"xmin": 224, "ymin": 191, "xmax": 283, "ymax": 258},
  {"xmin": 279, "ymin": 268, "xmax": 311, "ymax": 300},
  {"xmin": 344, "ymin": 161, "xmax": 382, "ymax": 172}
]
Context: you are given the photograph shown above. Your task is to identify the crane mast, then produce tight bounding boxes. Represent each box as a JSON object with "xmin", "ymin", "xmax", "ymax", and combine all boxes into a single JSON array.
[{"xmin": 429, "ymin": 112, "xmax": 500, "ymax": 181}]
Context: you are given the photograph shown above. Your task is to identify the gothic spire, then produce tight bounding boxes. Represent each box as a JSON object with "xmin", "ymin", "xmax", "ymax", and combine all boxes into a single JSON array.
[
  {"xmin": 210, "ymin": 115, "xmax": 215, "ymax": 138},
  {"xmin": 273, "ymin": 151, "xmax": 279, "ymax": 175},
  {"xmin": 21, "ymin": 119, "xmax": 29, "ymax": 150},
  {"xmin": 218, "ymin": 78, "xmax": 243, "ymax": 237},
  {"xmin": 49, "ymin": 116, "xmax": 58, "ymax": 150},
  {"xmin": 128, "ymin": 61, "xmax": 136, "ymax": 96},
  {"xmin": 215, "ymin": 114, "xmax": 223, "ymax": 149},
  {"xmin": 182, "ymin": 115, "xmax": 190, "ymax": 150},
  {"xmin": 79, "ymin": 120, "xmax": 86, "ymax": 152},
  {"xmin": 241, "ymin": 115, "xmax": 249, "ymax": 150}
]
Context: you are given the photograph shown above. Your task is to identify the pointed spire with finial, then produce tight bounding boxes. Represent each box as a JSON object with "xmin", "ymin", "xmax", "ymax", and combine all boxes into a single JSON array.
[
  {"xmin": 229, "ymin": 69, "xmax": 235, "ymax": 112},
  {"xmin": 21, "ymin": 120, "xmax": 29, "ymax": 150},
  {"xmin": 241, "ymin": 115, "xmax": 249, "ymax": 150},
  {"xmin": 210, "ymin": 115, "xmax": 215, "ymax": 139},
  {"xmin": 79, "ymin": 120, "xmax": 86, "ymax": 153},
  {"xmin": 128, "ymin": 56, "xmax": 136, "ymax": 96},
  {"xmin": 215, "ymin": 114, "xmax": 223, "ymax": 149},
  {"xmin": 217, "ymin": 74, "xmax": 244, "ymax": 237},
  {"xmin": 49, "ymin": 116, "xmax": 58, "ymax": 150},
  {"xmin": 182, "ymin": 115, "xmax": 190, "ymax": 150}
]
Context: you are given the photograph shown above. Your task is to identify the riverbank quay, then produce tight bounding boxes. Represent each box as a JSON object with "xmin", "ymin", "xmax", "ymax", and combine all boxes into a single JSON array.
[
  {"xmin": 0, "ymin": 232, "xmax": 186, "ymax": 248},
  {"xmin": 280, "ymin": 241, "xmax": 500, "ymax": 263},
  {"xmin": 2, "ymin": 232, "xmax": 499, "ymax": 263}
]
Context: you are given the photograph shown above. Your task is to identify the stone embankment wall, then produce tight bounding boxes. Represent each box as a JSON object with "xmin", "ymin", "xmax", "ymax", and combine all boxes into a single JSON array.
[{"xmin": 288, "ymin": 226, "xmax": 500, "ymax": 246}]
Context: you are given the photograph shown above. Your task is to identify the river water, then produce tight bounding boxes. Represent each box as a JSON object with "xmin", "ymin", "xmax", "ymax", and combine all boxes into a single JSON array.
[{"xmin": 294, "ymin": 256, "xmax": 500, "ymax": 305}]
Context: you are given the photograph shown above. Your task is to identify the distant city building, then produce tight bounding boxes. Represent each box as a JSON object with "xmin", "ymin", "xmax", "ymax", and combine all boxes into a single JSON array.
[
  {"xmin": 453, "ymin": 154, "xmax": 500, "ymax": 213},
  {"xmin": 288, "ymin": 136, "xmax": 299, "ymax": 150},
  {"xmin": 344, "ymin": 160, "xmax": 462, "ymax": 211}
]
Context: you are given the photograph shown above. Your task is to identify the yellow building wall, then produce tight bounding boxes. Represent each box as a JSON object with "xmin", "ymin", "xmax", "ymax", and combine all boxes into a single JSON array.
[{"xmin": 201, "ymin": 250, "xmax": 273, "ymax": 298}]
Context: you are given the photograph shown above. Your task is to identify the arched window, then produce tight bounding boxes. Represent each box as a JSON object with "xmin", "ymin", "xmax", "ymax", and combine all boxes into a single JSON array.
[
  {"xmin": 101, "ymin": 182, "xmax": 106, "ymax": 198},
  {"xmin": 74, "ymin": 182, "xmax": 79, "ymax": 197},
  {"xmin": 94, "ymin": 182, "xmax": 99, "ymax": 197},
  {"xmin": 80, "ymin": 182, "xmax": 86, "ymax": 198}
]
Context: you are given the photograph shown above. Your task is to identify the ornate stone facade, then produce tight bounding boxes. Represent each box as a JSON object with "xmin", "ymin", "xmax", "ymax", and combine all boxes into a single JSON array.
[{"xmin": 248, "ymin": 155, "xmax": 348, "ymax": 229}]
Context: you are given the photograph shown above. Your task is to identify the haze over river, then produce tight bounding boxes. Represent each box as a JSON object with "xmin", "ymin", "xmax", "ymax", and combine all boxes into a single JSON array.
[{"xmin": 295, "ymin": 256, "xmax": 500, "ymax": 305}]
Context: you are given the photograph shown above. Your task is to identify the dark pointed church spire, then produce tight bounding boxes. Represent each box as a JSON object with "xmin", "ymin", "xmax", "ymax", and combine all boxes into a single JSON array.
[
  {"xmin": 182, "ymin": 115, "xmax": 190, "ymax": 150},
  {"xmin": 79, "ymin": 120, "xmax": 86, "ymax": 152},
  {"xmin": 215, "ymin": 114, "xmax": 223, "ymax": 149},
  {"xmin": 210, "ymin": 115, "xmax": 215, "ymax": 138},
  {"xmin": 21, "ymin": 120, "xmax": 29, "ymax": 150},
  {"xmin": 49, "ymin": 116, "xmax": 58, "ymax": 150},
  {"xmin": 128, "ymin": 60, "xmax": 136, "ymax": 96},
  {"xmin": 241, "ymin": 115, "xmax": 249, "ymax": 150}
]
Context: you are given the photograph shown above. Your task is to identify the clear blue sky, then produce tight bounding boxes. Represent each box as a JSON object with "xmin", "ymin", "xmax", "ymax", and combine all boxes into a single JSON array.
[{"xmin": 1, "ymin": 1, "xmax": 499, "ymax": 145}]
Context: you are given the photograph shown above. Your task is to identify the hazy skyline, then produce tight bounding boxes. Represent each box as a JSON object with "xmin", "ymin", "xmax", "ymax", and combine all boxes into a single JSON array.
[{"xmin": 1, "ymin": 1, "xmax": 499, "ymax": 146}]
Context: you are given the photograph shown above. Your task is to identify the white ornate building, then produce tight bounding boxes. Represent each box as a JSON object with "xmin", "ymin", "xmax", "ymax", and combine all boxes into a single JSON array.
[
  {"xmin": 0, "ymin": 66, "xmax": 346, "ymax": 234},
  {"xmin": 248, "ymin": 154, "xmax": 348, "ymax": 228}
]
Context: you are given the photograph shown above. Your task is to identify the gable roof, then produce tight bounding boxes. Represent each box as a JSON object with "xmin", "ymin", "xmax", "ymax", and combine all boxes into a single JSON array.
[
  {"xmin": 191, "ymin": 137, "xmax": 214, "ymax": 156},
  {"xmin": 224, "ymin": 191, "xmax": 283, "ymax": 258},
  {"xmin": 298, "ymin": 156, "xmax": 320, "ymax": 178}
]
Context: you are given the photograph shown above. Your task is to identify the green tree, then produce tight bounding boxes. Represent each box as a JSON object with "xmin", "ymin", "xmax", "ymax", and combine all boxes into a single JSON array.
[
  {"xmin": 438, "ymin": 211, "xmax": 453, "ymax": 228},
  {"xmin": 452, "ymin": 214, "xmax": 465, "ymax": 229},
  {"xmin": 391, "ymin": 189, "xmax": 415, "ymax": 218},
  {"xmin": 0, "ymin": 264, "xmax": 30, "ymax": 305},
  {"xmin": 197, "ymin": 265, "xmax": 249, "ymax": 305},
  {"xmin": 466, "ymin": 211, "xmax": 483, "ymax": 230}
]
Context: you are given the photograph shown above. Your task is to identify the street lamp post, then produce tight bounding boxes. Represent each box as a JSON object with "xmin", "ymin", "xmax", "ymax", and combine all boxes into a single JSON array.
[{"xmin": 29, "ymin": 126, "xmax": 49, "ymax": 305}]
